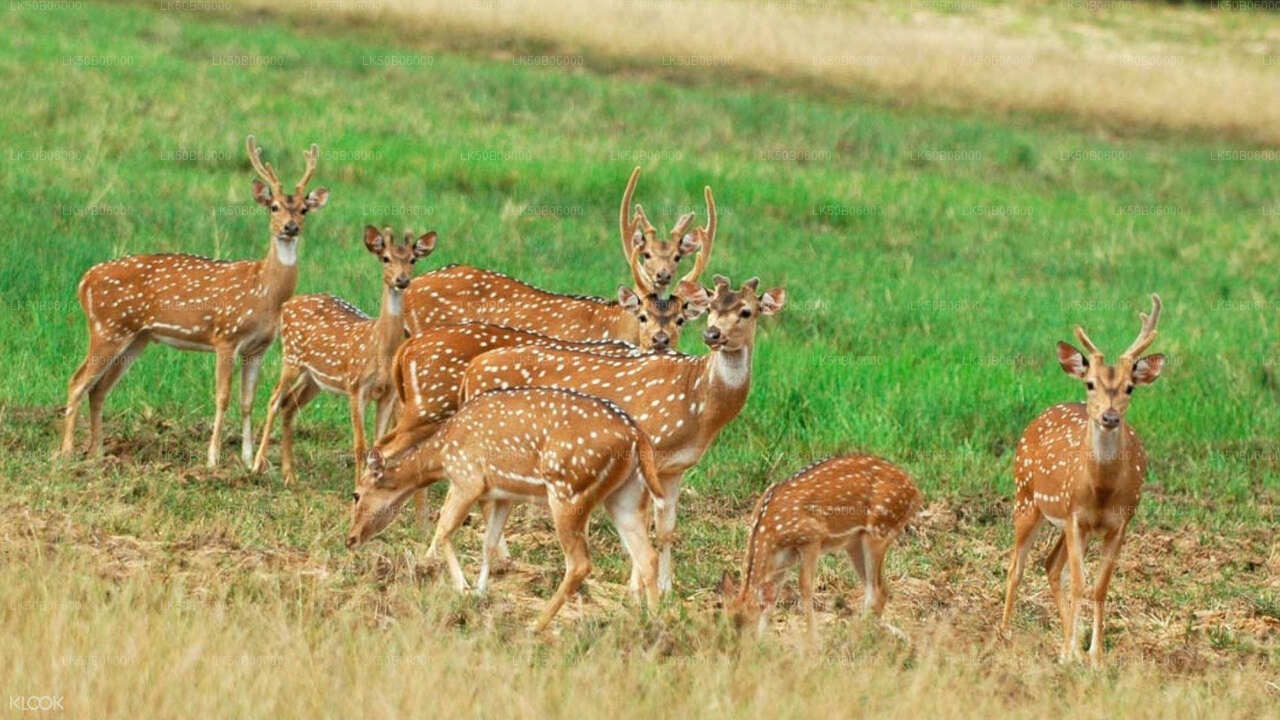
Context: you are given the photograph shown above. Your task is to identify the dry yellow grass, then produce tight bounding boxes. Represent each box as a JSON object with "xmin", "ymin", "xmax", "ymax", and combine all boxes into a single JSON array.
[{"xmin": 211, "ymin": 0, "xmax": 1280, "ymax": 143}]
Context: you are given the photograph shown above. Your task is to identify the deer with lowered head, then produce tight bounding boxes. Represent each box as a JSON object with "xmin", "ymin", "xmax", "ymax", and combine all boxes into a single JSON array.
[
  {"xmin": 402, "ymin": 168, "xmax": 716, "ymax": 349},
  {"xmin": 57, "ymin": 136, "xmax": 328, "ymax": 466},
  {"xmin": 347, "ymin": 386, "xmax": 667, "ymax": 632},
  {"xmin": 460, "ymin": 275, "xmax": 785, "ymax": 594},
  {"xmin": 1001, "ymin": 294, "xmax": 1166, "ymax": 666},
  {"xmin": 252, "ymin": 226, "xmax": 436, "ymax": 487}
]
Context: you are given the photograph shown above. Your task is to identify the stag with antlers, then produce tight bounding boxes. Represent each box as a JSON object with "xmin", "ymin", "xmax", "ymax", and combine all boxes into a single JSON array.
[
  {"xmin": 1001, "ymin": 294, "xmax": 1166, "ymax": 666},
  {"xmin": 57, "ymin": 136, "xmax": 328, "ymax": 466},
  {"xmin": 402, "ymin": 169, "xmax": 717, "ymax": 349}
]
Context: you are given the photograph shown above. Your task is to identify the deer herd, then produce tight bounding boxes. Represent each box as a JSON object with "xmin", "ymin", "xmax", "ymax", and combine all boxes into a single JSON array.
[{"xmin": 54, "ymin": 136, "xmax": 1167, "ymax": 664}]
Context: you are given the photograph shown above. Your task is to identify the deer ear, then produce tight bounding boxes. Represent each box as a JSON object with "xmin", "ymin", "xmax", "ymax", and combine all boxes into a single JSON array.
[
  {"xmin": 758, "ymin": 287, "xmax": 786, "ymax": 316},
  {"xmin": 678, "ymin": 233, "xmax": 700, "ymax": 255},
  {"xmin": 631, "ymin": 230, "xmax": 646, "ymax": 250},
  {"xmin": 677, "ymin": 281, "xmax": 711, "ymax": 319},
  {"xmin": 712, "ymin": 274, "xmax": 730, "ymax": 288},
  {"xmin": 617, "ymin": 285, "xmax": 641, "ymax": 313},
  {"xmin": 414, "ymin": 231, "xmax": 438, "ymax": 258},
  {"xmin": 363, "ymin": 226, "xmax": 385, "ymax": 254},
  {"xmin": 305, "ymin": 187, "xmax": 329, "ymax": 210},
  {"xmin": 1057, "ymin": 341, "xmax": 1088, "ymax": 379},
  {"xmin": 252, "ymin": 180, "xmax": 272, "ymax": 207},
  {"xmin": 717, "ymin": 570, "xmax": 737, "ymax": 598},
  {"xmin": 1132, "ymin": 353, "xmax": 1165, "ymax": 385},
  {"xmin": 741, "ymin": 277, "xmax": 760, "ymax": 293},
  {"xmin": 366, "ymin": 449, "xmax": 385, "ymax": 474}
]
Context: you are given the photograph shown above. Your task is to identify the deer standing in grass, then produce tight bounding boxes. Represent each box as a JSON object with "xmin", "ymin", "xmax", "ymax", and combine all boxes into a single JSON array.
[
  {"xmin": 57, "ymin": 136, "xmax": 328, "ymax": 466},
  {"xmin": 402, "ymin": 169, "xmax": 716, "ymax": 346},
  {"xmin": 461, "ymin": 275, "xmax": 785, "ymax": 593},
  {"xmin": 1001, "ymin": 294, "xmax": 1165, "ymax": 666},
  {"xmin": 346, "ymin": 387, "xmax": 666, "ymax": 632},
  {"xmin": 251, "ymin": 226, "xmax": 436, "ymax": 486},
  {"xmin": 718, "ymin": 454, "xmax": 921, "ymax": 639}
]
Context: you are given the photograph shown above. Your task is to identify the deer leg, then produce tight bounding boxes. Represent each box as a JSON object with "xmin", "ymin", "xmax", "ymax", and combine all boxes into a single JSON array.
[
  {"xmin": 279, "ymin": 376, "xmax": 319, "ymax": 486},
  {"xmin": 1044, "ymin": 533, "xmax": 1070, "ymax": 633},
  {"xmin": 1001, "ymin": 508, "xmax": 1043, "ymax": 633},
  {"xmin": 864, "ymin": 534, "xmax": 892, "ymax": 617},
  {"xmin": 59, "ymin": 334, "xmax": 132, "ymax": 458},
  {"xmin": 251, "ymin": 363, "xmax": 303, "ymax": 474},
  {"xmin": 653, "ymin": 473, "xmax": 683, "ymax": 594},
  {"xmin": 373, "ymin": 393, "xmax": 396, "ymax": 440},
  {"xmin": 798, "ymin": 541, "xmax": 821, "ymax": 641},
  {"xmin": 477, "ymin": 500, "xmax": 513, "ymax": 595},
  {"xmin": 480, "ymin": 499, "xmax": 513, "ymax": 565},
  {"xmin": 533, "ymin": 500, "xmax": 592, "ymax": 633},
  {"xmin": 605, "ymin": 475, "xmax": 660, "ymax": 609},
  {"xmin": 238, "ymin": 352, "xmax": 265, "ymax": 467},
  {"xmin": 86, "ymin": 334, "xmax": 147, "ymax": 458},
  {"xmin": 426, "ymin": 482, "xmax": 483, "ymax": 592},
  {"xmin": 349, "ymin": 389, "xmax": 368, "ymax": 490},
  {"xmin": 1061, "ymin": 516, "xmax": 1088, "ymax": 664},
  {"xmin": 207, "ymin": 347, "xmax": 235, "ymax": 468},
  {"xmin": 1089, "ymin": 524, "xmax": 1127, "ymax": 667}
]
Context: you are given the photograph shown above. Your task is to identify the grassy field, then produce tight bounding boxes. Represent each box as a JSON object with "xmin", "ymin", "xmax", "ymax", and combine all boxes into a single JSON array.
[{"xmin": 2, "ymin": 1, "xmax": 1278, "ymax": 716}]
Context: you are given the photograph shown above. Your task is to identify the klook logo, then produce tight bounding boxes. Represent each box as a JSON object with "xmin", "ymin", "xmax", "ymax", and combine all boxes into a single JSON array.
[{"xmin": 10, "ymin": 696, "xmax": 63, "ymax": 711}]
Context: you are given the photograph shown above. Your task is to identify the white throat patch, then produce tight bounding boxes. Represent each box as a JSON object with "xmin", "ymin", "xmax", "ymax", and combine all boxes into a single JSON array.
[
  {"xmin": 1091, "ymin": 422, "xmax": 1121, "ymax": 463},
  {"xmin": 386, "ymin": 291, "xmax": 403, "ymax": 316},
  {"xmin": 713, "ymin": 347, "xmax": 751, "ymax": 389},
  {"xmin": 274, "ymin": 238, "xmax": 298, "ymax": 266}
]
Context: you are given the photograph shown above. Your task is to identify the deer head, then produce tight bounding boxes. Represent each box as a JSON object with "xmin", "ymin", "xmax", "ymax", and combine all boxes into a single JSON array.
[
  {"xmin": 698, "ymin": 276, "xmax": 786, "ymax": 352},
  {"xmin": 247, "ymin": 135, "xmax": 329, "ymax": 248},
  {"xmin": 363, "ymin": 226, "xmax": 437, "ymax": 293},
  {"xmin": 347, "ymin": 447, "xmax": 426, "ymax": 548},
  {"xmin": 1056, "ymin": 294, "xmax": 1166, "ymax": 433},
  {"xmin": 619, "ymin": 168, "xmax": 716, "ymax": 294},
  {"xmin": 717, "ymin": 571, "xmax": 778, "ymax": 632}
]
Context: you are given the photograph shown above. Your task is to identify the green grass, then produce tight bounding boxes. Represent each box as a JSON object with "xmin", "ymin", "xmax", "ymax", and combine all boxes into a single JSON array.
[{"xmin": 1, "ymin": 3, "xmax": 1278, "ymax": 715}]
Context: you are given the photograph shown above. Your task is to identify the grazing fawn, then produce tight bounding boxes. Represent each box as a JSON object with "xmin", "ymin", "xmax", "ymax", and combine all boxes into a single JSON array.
[
  {"xmin": 402, "ymin": 172, "xmax": 717, "ymax": 347},
  {"xmin": 251, "ymin": 226, "xmax": 436, "ymax": 486},
  {"xmin": 1001, "ymin": 294, "xmax": 1165, "ymax": 666},
  {"xmin": 461, "ymin": 275, "xmax": 785, "ymax": 593},
  {"xmin": 718, "ymin": 455, "xmax": 921, "ymax": 638},
  {"xmin": 347, "ymin": 387, "xmax": 666, "ymax": 632},
  {"xmin": 58, "ymin": 136, "xmax": 328, "ymax": 466}
]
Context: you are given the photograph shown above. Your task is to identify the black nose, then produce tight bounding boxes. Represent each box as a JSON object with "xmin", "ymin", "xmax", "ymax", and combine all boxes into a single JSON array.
[
  {"xmin": 395, "ymin": 275, "xmax": 410, "ymax": 290},
  {"xmin": 702, "ymin": 327, "xmax": 721, "ymax": 344},
  {"xmin": 283, "ymin": 221, "xmax": 299, "ymax": 236},
  {"xmin": 655, "ymin": 271, "xmax": 672, "ymax": 285},
  {"xmin": 345, "ymin": 535, "xmax": 358, "ymax": 549},
  {"xmin": 652, "ymin": 332, "xmax": 670, "ymax": 349},
  {"xmin": 1100, "ymin": 410, "xmax": 1121, "ymax": 428}
]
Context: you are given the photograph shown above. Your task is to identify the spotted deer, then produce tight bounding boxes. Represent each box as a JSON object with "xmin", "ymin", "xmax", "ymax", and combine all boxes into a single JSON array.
[
  {"xmin": 57, "ymin": 136, "xmax": 329, "ymax": 466},
  {"xmin": 346, "ymin": 387, "xmax": 667, "ymax": 632},
  {"xmin": 402, "ymin": 173, "xmax": 717, "ymax": 348},
  {"xmin": 461, "ymin": 275, "xmax": 785, "ymax": 593},
  {"xmin": 1001, "ymin": 294, "xmax": 1165, "ymax": 666},
  {"xmin": 251, "ymin": 226, "xmax": 437, "ymax": 486},
  {"xmin": 618, "ymin": 166, "xmax": 705, "ymax": 294},
  {"xmin": 718, "ymin": 454, "xmax": 921, "ymax": 638}
]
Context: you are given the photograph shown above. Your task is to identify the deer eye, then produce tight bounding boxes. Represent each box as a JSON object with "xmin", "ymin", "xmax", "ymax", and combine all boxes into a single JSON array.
[
  {"xmin": 642, "ymin": 252, "xmax": 651, "ymax": 260},
  {"xmin": 1125, "ymin": 385, "xmax": 1134, "ymax": 394},
  {"xmin": 637, "ymin": 315, "xmax": 648, "ymax": 323},
  {"xmin": 673, "ymin": 254, "xmax": 682, "ymax": 262},
  {"xmin": 676, "ymin": 318, "xmax": 685, "ymax": 326},
  {"xmin": 739, "ymin": 309, "xmax": 752, "ymax": 319},
  {"xmin": 381, "ymin": 256, "xmax": 389, "ymax": 263},
  {"xmin": 270, "ymin": 204, "xmax": 280, "ymax": 212},
  {"xmin": 1086, "ymin": 382, "xmax": 1095, "ymax": 391},
  {"xmin": 409, "ymin": 258, "xmax": 416, "ymax": 264},
  {"xmin": 351, "ymin": 493, "xmax": 360, "ymax": 502},
  {"xmin": 300, "ymin": 208, "xmax": 308, "ymax": 215}
]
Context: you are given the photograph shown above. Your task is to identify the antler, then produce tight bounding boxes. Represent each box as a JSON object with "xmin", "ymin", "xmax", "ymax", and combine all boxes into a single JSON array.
[
  {"xmin": 1120, "ymin": 293, "xmax": 1162, "ymax": 362},
  {"xmin": 245, "ymin": 135, "xmax": 282, "ymax": 196},
  {"xmin": 295, "ymin": 143, "xmax": 319, "ymax": 195},
  {"xmin": 1073, "ymin": 326, "xmax": 1103, "ymax": 360},
  {"xmin": 679, "ymin": 186, "xmax": 717, "ymax": 285},
  {"xmin": 619, "ymin": 166, "xmax": 642, "ymax": 261},
  {"xmin": 627, "ymin": 243, "xmax": 653, "ymax": 295}
]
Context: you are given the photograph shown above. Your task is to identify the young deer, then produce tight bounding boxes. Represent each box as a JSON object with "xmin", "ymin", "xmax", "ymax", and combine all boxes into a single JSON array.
[
  {"xmin": 461, "ymin": 275, "xmax": 785, "ymax": 593},
  {"xmin": 346, "ymin": 387, "xmax": 666, "ymax": 631},
  {"xmin": 402, "ymin": 174, "xmax": 717, "ymax": 347},
  {"xmin": 718, "ymin": 455, "xmax": 921, "ymax": 638},
  {"xmin": 251, "ymin": 226, "xmax": 436, "ymax": 486},
  {"xmin": 1001, "ymin": 294, "xmax": 1165, "ymax": 666},
  {"xmin": 58, "ymin": 136, "xmax": 329, "ymax": 466}
]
